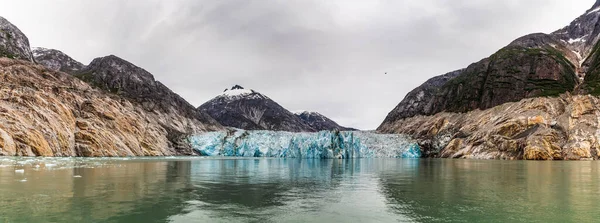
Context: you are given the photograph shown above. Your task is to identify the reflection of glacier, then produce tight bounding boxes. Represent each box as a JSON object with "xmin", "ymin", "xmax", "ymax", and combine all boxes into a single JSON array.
[{"xmin": 189, "ymin": 130, "xmax": 420, "ymax": 159}]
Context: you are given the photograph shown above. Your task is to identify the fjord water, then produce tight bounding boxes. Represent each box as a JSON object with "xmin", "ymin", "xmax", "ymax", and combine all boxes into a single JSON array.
[{"xmin": 1, "ymin": 158, "xmax": 599, "ymax": 222}]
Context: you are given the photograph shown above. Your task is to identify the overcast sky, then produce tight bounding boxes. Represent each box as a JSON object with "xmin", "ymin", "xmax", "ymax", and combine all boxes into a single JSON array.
[{"xmin": 0, "ymin": 0, "xmax": 595, "ymax": 129}]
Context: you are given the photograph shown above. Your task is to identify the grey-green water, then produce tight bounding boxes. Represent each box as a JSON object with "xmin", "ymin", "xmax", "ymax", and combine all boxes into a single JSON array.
[{"xmin": 0, "ymin": 157, "xmax": 599, "ymax": 222}]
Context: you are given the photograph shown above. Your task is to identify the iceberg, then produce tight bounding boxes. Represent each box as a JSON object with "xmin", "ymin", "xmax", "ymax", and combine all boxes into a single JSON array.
[{"xmin": 189, "ymin": 130, "xmax": 420, "ymax": 159}]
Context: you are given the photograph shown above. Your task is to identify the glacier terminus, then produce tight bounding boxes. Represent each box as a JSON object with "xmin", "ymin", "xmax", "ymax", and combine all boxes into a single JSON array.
[{"xmin": 190, "ymin": 130, "xmax": 421, "ymax": 159}]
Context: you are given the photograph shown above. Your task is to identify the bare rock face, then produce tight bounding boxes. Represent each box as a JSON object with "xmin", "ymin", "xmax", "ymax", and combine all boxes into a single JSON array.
[
  {"xmin": 295, "ymin": 111, "xmax": 356, "ymax": 131},
  {"xmin": 378, "ymin": 95, "xmax": 600, "ymax": 160},
  {"xmin": 32, "ymin": 47, "xmax": 85, "ymax": 74},
  {"xmin": 0, "ymin": 58, "xmax": 221, "ymax": 156},
  {"xmin": 0, "ymin": 17, "xmax": 34, "ymax": 62},
  {"xmin": 199, "ymin": 86, "xmax": 316, "ymax": 132}
]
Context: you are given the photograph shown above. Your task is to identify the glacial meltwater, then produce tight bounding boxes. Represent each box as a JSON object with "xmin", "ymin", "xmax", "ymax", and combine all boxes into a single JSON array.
[{"xmin": 1, "ymin": 158, "xmax": 600, "ymax": 222}]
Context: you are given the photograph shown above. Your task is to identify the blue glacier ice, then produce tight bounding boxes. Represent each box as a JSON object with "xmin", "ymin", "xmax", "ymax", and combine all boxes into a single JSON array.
[{"xmin": 189, "ymin": 130, "xmax": 421, "ymax": 159}]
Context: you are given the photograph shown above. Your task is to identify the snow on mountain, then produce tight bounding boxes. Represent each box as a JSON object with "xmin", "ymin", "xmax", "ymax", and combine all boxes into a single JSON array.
[{"xmin": 32, "ymin": 47, "xmax": 85, "ymax": 74}]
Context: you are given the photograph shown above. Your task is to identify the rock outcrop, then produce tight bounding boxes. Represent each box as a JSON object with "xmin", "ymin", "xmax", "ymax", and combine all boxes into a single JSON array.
[
  {"xmin": 32, "ymin": 47, "xmax": 85, "ymax": 74},
  {"xmin": 378, "ymin": 94, "xmax": 600, "ymax": 160},
  {"xmin": 199, "ymin": 85, "xmax": 316, "ymax": 132},
  {"xmin": 0, "ymin": 58, "xmax": 221, "ymax": 156},
  {"xmin": 295, "ymin": 111, "xmax": 356, "ymax": 131},
  {"xmin": 0, "ymin": 17, "xmax": 34, "ymax": 62}
]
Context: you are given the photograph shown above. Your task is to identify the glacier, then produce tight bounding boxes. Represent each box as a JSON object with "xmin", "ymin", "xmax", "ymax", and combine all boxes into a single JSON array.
[{"xmin": 189, "ymin": 130, "xmax": 421, "ymax": 159}]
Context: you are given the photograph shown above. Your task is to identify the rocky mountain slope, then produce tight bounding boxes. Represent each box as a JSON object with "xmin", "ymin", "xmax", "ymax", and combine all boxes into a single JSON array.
[
  {"xmin": 295, "ymin": 111, "xmax": 356, "ymax": 131},
  {"xmin": 32, "ymin": 47, "xmax": 85, "ymax": 74},
  {"xmin": 0, "ymin": 17, "xmax": 222, "ymax": 156},
  {"xmin": 0, "ymin": 17, "xmax": 34, "ymax": 62},
  {"xmin": 74, "ymin": 55, "xmax": 219, "ymax": 127},
  {"xmin": 378, "ymin": 94, "xmax": 600, "ymax": 160},
  {"xmin": 379, "ymin": 1, "xmax": 600, "ymax": 160},
  {"xmin": 381, "ymin": 69, "xmax": 463, "ymax": 123},
  {"xmin": 199, "ymin": 85, "xmax": 317, "ymax": 132}
]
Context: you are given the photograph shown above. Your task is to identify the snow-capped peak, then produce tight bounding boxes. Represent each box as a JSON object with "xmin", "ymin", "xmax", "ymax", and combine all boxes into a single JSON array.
[
  {"xmin": 222, "ymin": 88, "xmax": 254, "ymax": 97},
  {"xmin": 217, "ymin": 85, "xmax": 265, "ymax": 100}
]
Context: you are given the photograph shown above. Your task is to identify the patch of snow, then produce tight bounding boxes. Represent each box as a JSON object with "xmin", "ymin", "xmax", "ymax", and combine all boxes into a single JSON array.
[
  {"xmin": 293, "ymin": 110, "xmax": 309, "ymax": 115},
  {"xmin": 222, "ymin": 88, "xmax": 254, "ymax": 97},
  {"xmin": 588, "ymin": 6, "xmax": 600, "ymax": 15},
  {"xmin": 568, "ymin": 37, "xmax": 586, "ymax": 44},
  {"xmin": 295, "ymin": 110, "xmax": 318, "ymax": 116}
]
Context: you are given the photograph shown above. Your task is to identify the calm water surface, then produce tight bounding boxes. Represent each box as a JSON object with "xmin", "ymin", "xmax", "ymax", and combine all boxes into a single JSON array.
[{"xmin": 0, "ymin": 157, "xmax": 599, "ymax": 222}]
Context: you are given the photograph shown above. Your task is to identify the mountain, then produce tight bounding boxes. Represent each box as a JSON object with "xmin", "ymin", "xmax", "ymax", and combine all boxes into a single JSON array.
[
  {"xmin": 32, "ymin": 47, "xmax": 85, "ymax": 74},
  {"xmin": 0, "ymin": 16, "xmax": 34, "ymax": 62},
  {"xmin": 199, "ymin": 85, "xmax": 316, "ymax": 132},
  {"xmin": 295, "ymin": 111, "xmax": 356, "ymax": 131},
  {"xmin": 75, "ymin": 55, "xmax": 219, "ymax": 126},
  {"xmin": 0, "ymin": 17, "xmax": 222, "ymax": 156},
  {"xmin": 379, "ymin": 1, "xmax": 600, "ymax": 160}
]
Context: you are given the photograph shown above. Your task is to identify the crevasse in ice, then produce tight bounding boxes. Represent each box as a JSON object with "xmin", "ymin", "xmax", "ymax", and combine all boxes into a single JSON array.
[{"xmin": 189, "ymin": 130, "xmax": 421, "ymax": 159}]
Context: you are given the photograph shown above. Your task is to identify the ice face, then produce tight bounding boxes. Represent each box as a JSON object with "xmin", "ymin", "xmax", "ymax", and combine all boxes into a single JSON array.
[{"xmin": 189, "ymin": 130, "xmax": 421, "ymax": 159}]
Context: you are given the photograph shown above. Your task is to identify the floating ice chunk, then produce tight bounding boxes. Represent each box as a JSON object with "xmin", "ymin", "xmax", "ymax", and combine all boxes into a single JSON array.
[
  {"xmin": 20, "ymin": 179, "xmax": 27, "ymax": 182},
  {"xmin": 15, "ymin": 169, "xmax": 24, "ymax": 173},
  {"xmin": 73, "ymin": 175, "xmax": 82, "ymax": 178}
]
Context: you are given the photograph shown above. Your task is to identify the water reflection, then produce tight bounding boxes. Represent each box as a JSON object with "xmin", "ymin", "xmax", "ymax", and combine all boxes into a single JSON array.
[
  {"xmin": 1, "ymin": 158, "xmax": 599, "ymax": 222},
  {"xmin": 378, "ymin": 160, "xmax": 600, "ymax": 222},
  {"xmin": 0, "ymin": 159, "xmax": 193, "ymax": 222}
]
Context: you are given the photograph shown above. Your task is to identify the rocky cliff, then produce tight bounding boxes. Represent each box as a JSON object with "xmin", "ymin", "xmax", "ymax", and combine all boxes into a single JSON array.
[
  {"xmin": 0, "ymin": 58, "xmax": 220, "ymax": 156},
  {"xmin": 0, "ymin": 17, "xmax": 34, "ymax": 62},
  {"xmin": 32, "ymin": 47, "xmax": 85, "ymax": 74},
  {"xmin": 199, "ymin": 85, "xmax": 317, "ymax": 132},
  {"xmin": 378, "ymin": 94, "xmax": 600, "ymax": 160},
  {"xmin": 378, "ymin": 1, "xmax": 600, "ymax": 160}
]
